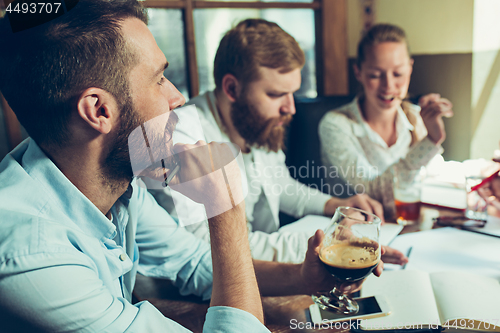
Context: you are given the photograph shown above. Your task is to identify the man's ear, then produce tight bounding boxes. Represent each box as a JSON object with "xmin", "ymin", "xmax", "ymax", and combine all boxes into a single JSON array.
[
  {"xmin": 221, "ymin": 74, "xmax": 241, "ymax": 102},
  {"xmin": 77, "ymin": 88, "xmax": 118, "ymax": 135},
  {"xmin": 353, "ymin": 64, "xmax": 362, "ymax": 82}
]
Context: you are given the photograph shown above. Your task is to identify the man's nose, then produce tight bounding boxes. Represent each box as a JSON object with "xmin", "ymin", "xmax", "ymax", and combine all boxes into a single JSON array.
[
  {"xmin": 280, "ymin": 93, "xmax": 296, "ymax": 115},
  {"xmin": 167, "ymin": 80, "xmax": 186, "ymax": 110}
]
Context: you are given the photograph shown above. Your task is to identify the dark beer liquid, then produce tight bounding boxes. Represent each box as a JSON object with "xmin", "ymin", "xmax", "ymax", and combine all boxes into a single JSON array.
[{"xmin": 319, "ymin": 244, "xmax": 379, "ymax": 282}]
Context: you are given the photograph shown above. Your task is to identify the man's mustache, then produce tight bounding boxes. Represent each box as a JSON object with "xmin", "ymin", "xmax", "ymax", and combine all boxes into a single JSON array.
[
  {"xmin": 129, "ymin": 110, "xmax": 180, "ymax": 179},
  {"xmin": 258, "ymin": 113, "xmax": 293, "ymax": 137},
  {"xmin": 277, "ymin": 114, "xmax": 293, "ymax": 126}
]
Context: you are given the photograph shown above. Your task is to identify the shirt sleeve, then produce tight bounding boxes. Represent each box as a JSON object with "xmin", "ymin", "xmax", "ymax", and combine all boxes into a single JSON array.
[
  {"xmin": 204, "ymin": 307, "xmax": 271, "ymax": 333},
  {"xmin": 318, "ymin": 113, "xmax": 441, "ymax": 219},
  {"xmin": 148, "ymin": 187, "xmax": 212, "ymax": 243},
  {"xmin": 0, "ymin": 255, "xmax": 270, "ymax": 332},
  {"xmin": 133, "ymin": 186, "xmax": 214, "ymax": 301},
  {"xmin": 247, "ymin": 230, "xmax": 311, "ymax": 263},
  {"xmin": 273, "ymin": 151, "xmax": 331, "ymax": 218},
  {"xmin": 132, "ymin": 188, "xmax": 271, "ymax": 332},
  {"xmin": 0, "ymin": 253, "xmax": 193, "ymax": 332}
]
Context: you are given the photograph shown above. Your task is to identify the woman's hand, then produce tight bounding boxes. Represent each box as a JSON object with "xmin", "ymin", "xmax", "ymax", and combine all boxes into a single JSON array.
[
  {"xmin": 477, "ymin": 173, "xmax": 500, "ymax": 211},
  {"xmin": 419, "ymin": 93, "xmax": 453, "ymax": 145},
  {"xmin": 324, "ymin": 194, "xmax": 385, "ymax": 223}
]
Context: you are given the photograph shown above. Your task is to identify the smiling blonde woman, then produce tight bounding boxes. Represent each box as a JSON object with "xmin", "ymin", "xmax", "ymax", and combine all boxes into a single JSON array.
[{"xmin": 318, "ymin": 23, "xmax": 453, "ymax": 220}]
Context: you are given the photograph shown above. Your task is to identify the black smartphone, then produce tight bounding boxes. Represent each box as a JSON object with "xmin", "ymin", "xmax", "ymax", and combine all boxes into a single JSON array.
[
  {"xmin": 310, "ymin": 295, "xmax": 391, "ymax": 324},
  {"xmin": 434, "ymin": 216, "xmax": 486, "ymax": 228}
]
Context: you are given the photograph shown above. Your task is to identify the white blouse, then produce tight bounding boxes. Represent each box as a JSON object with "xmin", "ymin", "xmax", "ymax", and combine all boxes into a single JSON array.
[{"xmin": 318, "ymin": 97, "xmax": 442, "ymax": 219}]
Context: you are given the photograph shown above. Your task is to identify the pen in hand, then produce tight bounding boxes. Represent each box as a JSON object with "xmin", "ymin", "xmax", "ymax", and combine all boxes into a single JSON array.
[
  {"xmin": 402, "ymin": 247, "xmax": 412, "ymax": 270},
  {"xmin": 162, "ymin": 162, "xmax": 180, "ymax": 187},
  {"xmin": 471, "ymin": 169, "xmax": 500, "ymax": 192}
]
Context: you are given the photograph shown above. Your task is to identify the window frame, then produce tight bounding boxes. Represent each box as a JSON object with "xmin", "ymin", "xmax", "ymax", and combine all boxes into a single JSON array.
[{"xmin": 142, "ymin": 0, "xmax": 348, "ymax": 98}]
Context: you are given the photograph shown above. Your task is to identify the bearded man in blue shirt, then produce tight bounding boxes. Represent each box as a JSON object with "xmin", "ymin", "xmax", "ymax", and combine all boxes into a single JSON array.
[{"xmin": 0, "ymin": 1, "xmax": 384, "ymax": 331}]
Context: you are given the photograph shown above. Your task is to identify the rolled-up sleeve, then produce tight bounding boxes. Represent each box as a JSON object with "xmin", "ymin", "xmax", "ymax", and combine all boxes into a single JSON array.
[
  {"xmin": 274, "ymin": 151, "xmax": 331, "ymax": 218},
  {"xmin": 204, "ymin": 307, "xmax": 270, "ymax": 333}
]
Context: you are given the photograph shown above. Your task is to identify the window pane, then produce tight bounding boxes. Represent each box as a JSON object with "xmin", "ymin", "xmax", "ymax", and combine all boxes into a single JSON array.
[
  {"xmin": 147, "ymin": 8, "xmax": 189, "ymax": 99},
  {"xmin": 193, "ymin": 8, "xmax": 317, "ymax": 98}
]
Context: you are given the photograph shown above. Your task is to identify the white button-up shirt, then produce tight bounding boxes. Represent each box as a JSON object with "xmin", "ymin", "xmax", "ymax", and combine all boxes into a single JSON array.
[
  {"xmin": 150, "ymin": 91, "xmax": 331, "ymax": 264},
  {"xmin": 319, "ymin": 97, "xmax": 442, "ymax": 219}
]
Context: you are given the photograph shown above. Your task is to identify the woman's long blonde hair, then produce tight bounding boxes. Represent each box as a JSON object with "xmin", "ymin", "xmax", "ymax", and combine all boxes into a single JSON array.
[{"xmin": 357, "ymin": 23, "xmax": 426, "ymax": 145}]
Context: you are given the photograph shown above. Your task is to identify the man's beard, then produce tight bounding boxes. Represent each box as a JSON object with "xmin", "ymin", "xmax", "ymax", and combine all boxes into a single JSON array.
[
  {"xmin": 230, "ymin": 92, "xmax": 292, "ymax": 152},
  {"xmin": 102, "ymin": 97, "xmax": 141, "ymax": 191},
  {"xmin": 102, "ymin": 98, "xmax": 180, "ymax": 192}
]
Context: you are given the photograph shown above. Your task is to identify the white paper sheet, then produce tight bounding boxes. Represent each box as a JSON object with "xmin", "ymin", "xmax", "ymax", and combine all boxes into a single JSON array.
[
  {"xmin": 361, "ymin": 270, "xmax": 441, "ymax": 329},
  {"xmin": 430, "ymin": 271, "xmax": 500, "ymax": 325},
  {"xmin": 388, "ymin": 228, "xmax": 500, "ymax": 279}
]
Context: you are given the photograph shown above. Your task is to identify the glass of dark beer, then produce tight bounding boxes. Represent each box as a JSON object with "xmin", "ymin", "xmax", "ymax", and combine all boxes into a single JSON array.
[{"xmin": 312, "ymin": 207, "xmax": 381, "ymax": 314}]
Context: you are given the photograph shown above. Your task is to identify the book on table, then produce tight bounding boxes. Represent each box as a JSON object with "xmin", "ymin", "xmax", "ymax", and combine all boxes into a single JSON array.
[{"xmin": 358, "ymin": 270, "xmax": 500, "ymax": 332}]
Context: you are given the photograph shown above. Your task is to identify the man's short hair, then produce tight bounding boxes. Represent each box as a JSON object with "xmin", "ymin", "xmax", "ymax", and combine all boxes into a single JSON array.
[
  {"xmin": 213, "ymin": 18, "xmax": 305, "ymax": 91},
  {"xmin": 0, "ymin": 0, "xmax": 147, "ymax": 148}
]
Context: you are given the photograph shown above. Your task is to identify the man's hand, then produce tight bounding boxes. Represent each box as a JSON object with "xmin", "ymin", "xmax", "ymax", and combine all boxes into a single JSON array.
[
  {"xmin": 299, "ymin": 230, "xmax": 384, "ymax": 295},
  {"xmin": 419, "ymin": 93, "xmax": 453, "ymax": 145},
  {"xmin": 170, "ymin": 142, "xmax": 264, "ymax": 322},
  {"xmin": 324, "ymin": 194, "xmax": 385, "ymax": 223},
  {"xmin": 381, "ymin": 245, "xmax": 408, "ymax": 266},
  {"xmin": 169, "ymin": 141, "xmax": 244, "ymax": 218}
]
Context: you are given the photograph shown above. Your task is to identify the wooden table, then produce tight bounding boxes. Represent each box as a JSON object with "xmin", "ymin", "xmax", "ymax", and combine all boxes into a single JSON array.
[
  {"xmin": 133, "ymin": 204, "xmax": 496, "ymax": 333},
  {"xmin": 134, "ymin": 273, "xmax": 336, "ymax": 333}
]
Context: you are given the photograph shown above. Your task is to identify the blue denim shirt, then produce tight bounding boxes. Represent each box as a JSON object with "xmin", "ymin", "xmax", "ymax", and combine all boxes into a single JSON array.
[{"xmin": 0, "ymin": 139, "xmax": 269, "ymax": 332}]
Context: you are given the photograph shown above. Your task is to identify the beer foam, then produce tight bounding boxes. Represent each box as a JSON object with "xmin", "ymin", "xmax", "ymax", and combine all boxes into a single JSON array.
[
  {"xmin": 320, "ymin": 243, "xmax": 379, "ymax": 269},
  {"xmin": 394, "ymin": 188, "xmax": 420, "ymax": 202}
]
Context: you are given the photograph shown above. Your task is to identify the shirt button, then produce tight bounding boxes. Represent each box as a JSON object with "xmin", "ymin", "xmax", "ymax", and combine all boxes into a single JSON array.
[{"xmin": 119, "ymin": 253, "xmax": 127, "ymax": 261}]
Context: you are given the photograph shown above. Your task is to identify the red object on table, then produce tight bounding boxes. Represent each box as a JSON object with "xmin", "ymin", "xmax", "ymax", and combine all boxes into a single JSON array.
[{"xmin": 471, "ymin": 169, "xmax": 500, "ymax": 192}]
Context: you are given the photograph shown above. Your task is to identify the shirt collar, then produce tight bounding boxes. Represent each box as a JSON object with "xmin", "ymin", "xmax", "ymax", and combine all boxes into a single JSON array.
[
  {"xmin": 118, "ymin": 184, "xmax": 133, "ymax": 207},
  {"xmin": 350, "ymin": 96, "xmax": 368, "ymax": 137},
  {"xmin": 350, "ymin": 96, "xmax": 414, "ymax": 147},
  {"xmin": 207, "ymin": 90, "xmax": 230, "ymax": 140},
  {"xmin": 396, "ymin": 105, "xmax": 415, "ymax": 132},
  {"xmin": 22, "ymin": 140, "xmax": 118, "ymax": 241}
]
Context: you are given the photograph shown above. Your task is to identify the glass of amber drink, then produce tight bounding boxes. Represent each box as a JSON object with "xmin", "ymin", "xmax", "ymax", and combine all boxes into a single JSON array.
[
  {"xmin": 394, "ymin": 185, "xmax": 421, "ymax": 225},
  {"xmin": 312, "ymin": 207, "xmax": 381, "ymax": 314},
  {"xmin": 394, "ymin": 168, "xmax": 423, "ymax": 225}
]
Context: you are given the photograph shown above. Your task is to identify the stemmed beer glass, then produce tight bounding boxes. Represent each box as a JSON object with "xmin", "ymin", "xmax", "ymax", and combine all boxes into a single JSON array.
[{"xmin": 312, "ymin": 207, "xmax": 381, "ymax": 314}]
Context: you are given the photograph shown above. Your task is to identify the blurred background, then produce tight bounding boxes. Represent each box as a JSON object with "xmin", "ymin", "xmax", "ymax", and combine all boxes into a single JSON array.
[{"xmin": 1, "ymin": 0, "xmax": 499, "ymax": 162}]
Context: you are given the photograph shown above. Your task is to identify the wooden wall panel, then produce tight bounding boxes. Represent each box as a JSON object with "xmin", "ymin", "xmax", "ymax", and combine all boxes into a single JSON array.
[{"xmin": 319, "ymin": 0, "xmax": 348, "ymax": 96}]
